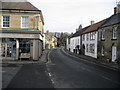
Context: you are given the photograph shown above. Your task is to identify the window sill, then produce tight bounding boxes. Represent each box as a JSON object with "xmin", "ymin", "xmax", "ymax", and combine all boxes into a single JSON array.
[
  {"xmin": 111, "ymin": 39, "xmax": 117, "ymax": 40},
  {"xmin": 2, "ymin": 27, "xmax": 10, "ymax": 28},
  {"xmin": 101, "ymin": 39, "xmax": 105, "ymax": 41}
]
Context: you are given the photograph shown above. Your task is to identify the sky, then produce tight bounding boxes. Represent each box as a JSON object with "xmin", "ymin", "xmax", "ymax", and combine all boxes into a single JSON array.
[{"xmin": 27, "ymin": 0, "xmax": 117, "ymax": 33}]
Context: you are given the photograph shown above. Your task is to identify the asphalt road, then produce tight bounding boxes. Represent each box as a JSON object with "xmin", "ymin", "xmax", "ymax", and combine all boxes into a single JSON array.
[
  {"xmin": 6, "ymin": 64, "xmax": 54, "ymax": 88},
  {"xmin": 46, "ymin": 48, "xmax": 120, "ymax": 88}
]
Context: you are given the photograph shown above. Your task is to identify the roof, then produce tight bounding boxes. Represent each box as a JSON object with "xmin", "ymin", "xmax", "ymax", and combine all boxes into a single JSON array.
[
  {"xmin": 83, "ymin": 19, "xmax": 106, "ymax": 34},
  {"xmin": 71, "ymin": 26, "xmax": 90, "ymax": 38},
  {"xmin": 100, "ymin": 13, "xmax": 120, "ymax": 28},
  {"xmin": 1, "ymin": 1, "xmax": 40, "ymax": 11}
]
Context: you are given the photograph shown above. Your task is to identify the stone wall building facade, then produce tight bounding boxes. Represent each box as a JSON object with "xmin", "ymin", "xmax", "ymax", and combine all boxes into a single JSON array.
[
  {"xmin": 0, "ymin": 1, "xmax": 44, "ymax": 60},
  {"xmin": 98, "ymin": 13, "xmax": 120, "ymax": 63}
]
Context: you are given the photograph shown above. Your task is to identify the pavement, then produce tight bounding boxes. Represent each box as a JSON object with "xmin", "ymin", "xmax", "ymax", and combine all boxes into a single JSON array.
[
  {"xmin": 1, "ymin": 49, "xmax": 50, "ymax": 65},
  {"xmin": 64, "ymin": 48, "xmax": 120, "ymax": 71}
]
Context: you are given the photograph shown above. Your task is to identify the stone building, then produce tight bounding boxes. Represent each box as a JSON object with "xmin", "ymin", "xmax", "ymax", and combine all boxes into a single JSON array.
[
  {"xmin": 0, "ymin": 1, "xmax": 44, "ymax": 60},
  {"xmin": 44, "ymin": 31, "xmax": 57, "ymax": 49},
  {"xmin": 98, "ymin": 4, "xmax": 120, "ymax": 63}
]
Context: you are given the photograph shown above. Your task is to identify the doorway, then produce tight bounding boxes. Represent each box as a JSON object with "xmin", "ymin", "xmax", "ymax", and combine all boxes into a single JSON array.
[
  {"xmin": 1, "ymin": 43, "xmax": 15, "ymax": 60},
  {"xmin": 112, "ymin": 46, "xmax": 117, "ymax": 62}
]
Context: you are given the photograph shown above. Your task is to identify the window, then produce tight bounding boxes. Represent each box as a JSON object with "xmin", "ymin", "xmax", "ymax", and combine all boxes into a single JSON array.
[
  {"xmin": 86, "ymin": 33, "xmax": 89, "ymax": 41},
  {"xmin": 101, "ymin": 46, "xmax": 104, "ymax": 56},
  {"xmin": 86, "ymin": 44, "xmax": 89, "ymax": 52},
  {"xmin": 2, "ymin": 16, "xmax": 10, "ymax": 27},
  {"xmin": 89, "ymin": 44, "xmax": 95, "ymax": 54},
  {"xmin": 90, "ymin": 32, "xmax": 95, "ymax": 40},
  {"xmin": 112, "ymin": 27, "xmax": 117, "ymax": 39},
  {"xmin": 21, "ymin": 16, "xmax": 29, "ymax": 28},
  {"xmin": 101, "ymin": 30, "xmax": 105, "ymax": 40},
  {"xmin": 19, "ymin": 39, "xmax": 30, "ymax": 53},
  {"xmin": 82, "ymin": 34, "xmax": 85, "ymax": 41}
]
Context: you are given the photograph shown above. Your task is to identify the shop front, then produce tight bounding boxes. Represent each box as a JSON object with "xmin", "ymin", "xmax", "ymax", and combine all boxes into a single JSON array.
[
  {"xmin": 1, "ymin": 38, "xmax": 16, "ymax": 60},
  {"xmin": 0, "ymin": 30, "xmax": 43, "ymax": 61}
]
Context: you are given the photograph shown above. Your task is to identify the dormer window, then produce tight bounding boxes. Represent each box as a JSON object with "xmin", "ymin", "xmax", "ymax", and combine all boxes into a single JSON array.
[{"xmin": 112, "ymin": 27, "xmax": 117, "ymax": 39}]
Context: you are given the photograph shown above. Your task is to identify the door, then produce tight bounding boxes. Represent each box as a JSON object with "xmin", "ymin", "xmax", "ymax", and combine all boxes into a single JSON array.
[
  {"xmin": 112, "ymin": 46, "xmax": 117, "ymax": 62},
  {"xmin": 1, "ymin": 43, "xmax": 13, "ymax": 59},
  {"xmin": 1, "ymin": 44, "xmax": 5, "ymax": 57}
]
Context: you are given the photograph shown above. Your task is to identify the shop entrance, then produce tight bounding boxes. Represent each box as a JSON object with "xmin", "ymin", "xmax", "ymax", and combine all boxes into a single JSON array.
[
  {"xmin": 1, "ymin": 43, "xmax": 12, "ymax": 59},
  {"xmin": 1, "ymin": 38, "xmax": 16, "ymax": 60}
]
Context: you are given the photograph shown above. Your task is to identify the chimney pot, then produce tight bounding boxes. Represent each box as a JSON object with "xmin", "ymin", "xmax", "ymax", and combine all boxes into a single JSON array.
[{"xmin": 90, "ymin": 20, "xmax": 95, "ymax": 25}]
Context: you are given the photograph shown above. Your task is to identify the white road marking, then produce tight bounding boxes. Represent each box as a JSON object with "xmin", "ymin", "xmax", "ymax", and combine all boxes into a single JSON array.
[
  {"xmin": 48, "ymin": 73, "xmax": 52, "ymax": 77},
  {"xmin": 102, "ymin": 76, "xmax": 111, "ymax": 81},
  {"xmin": 51, "ymin": 79, "xmax": 54, "ymax": 84},
  {"xmin": 101, "ymin": 76, "xmax": 120, "ymax": 85}
]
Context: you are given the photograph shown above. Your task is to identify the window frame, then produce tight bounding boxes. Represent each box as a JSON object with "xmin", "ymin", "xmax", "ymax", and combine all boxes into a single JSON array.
[
  {"xmin": 90, "ymin": 32, "xmax": 95, "ymax": 40},
  {"xmin": 112, "ymin": 27, "xmax": 117, "ymax": 39},
  {"xmin": 101, "ymin": 46, "xmax": 104, "ymax": 56},
  {"xmin": 2, "ymin": 16, "xmax": 10, "ymax": 28},
  {"xmin": 89, "ymin": 44, "xmax": 95, "ymax": 54},
  {"xmin": 101, "ymin": 29, "xmax": 105, "ymax": 40},
  {"xmin": 82, "ymin": 34, "xmax": 85, "ymax": 41},
  {"xmin": 21, "ymin": 16, "xmax": 29, "ymax": 28},
  {"xmin": 86, "ymin": 44, "xmax": 89, "ymax": 52}
]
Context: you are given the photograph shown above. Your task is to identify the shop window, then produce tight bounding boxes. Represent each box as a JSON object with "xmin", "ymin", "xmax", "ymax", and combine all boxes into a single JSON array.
[
  {"xmin": 19, "ymin": 40, "xmax": 30, "ymax": 53},
  {"xmin": 112, "ymin": 27, "xmax": 117, "ymax": 39},
  {"xmin": 2, "ymin": 16, "xmax": 10, "ymax": 28},
  {"xmin": 21, "ymin": 16, "xmax": 29, "ymax": 28}
]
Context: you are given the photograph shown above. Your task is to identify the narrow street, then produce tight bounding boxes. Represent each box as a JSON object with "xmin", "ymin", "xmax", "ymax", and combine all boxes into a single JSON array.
[
  {"xmin": 46, "ymin": 48, "xmax": 120, "ymax": 88},
  {"xmin": 3, "ymin": 48, "xmax": 120, "ymax": 88}
]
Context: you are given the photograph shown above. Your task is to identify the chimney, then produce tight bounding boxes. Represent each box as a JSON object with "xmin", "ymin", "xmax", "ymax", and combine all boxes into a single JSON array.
[
  {"xmin": 114, "ymin": 7, "xmax": 117, "ymax": 14},
  {"xmin": 79, "ymin": 24, "xmax": 82, "ymax": 30},
  {"xmin": 90, "ymin": 20, "xmax": 95, "ymax": 25},
  {"xmin": 114, "ymin": 2, "xmax": 120, "ymax": 14}
]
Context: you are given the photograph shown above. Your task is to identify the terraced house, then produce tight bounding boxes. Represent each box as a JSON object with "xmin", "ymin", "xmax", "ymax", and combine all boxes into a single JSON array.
[
  {"xmin": 98, "ymin": 3, "xmax": 120, "ymax": 63},
  {"xmin": 82, "ymin": 20, "xmax": 106, "ymax": 58},
  {"xmin": 0, "ymin": 1, "xmax": 44, "ymax": 60}
]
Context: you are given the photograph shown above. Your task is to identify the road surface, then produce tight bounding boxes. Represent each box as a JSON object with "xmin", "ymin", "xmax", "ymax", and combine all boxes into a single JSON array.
[
  {"xmin": 4, "ymin": 48, "xmax": 120, "ymax": 88},
  {"xmin": 46, "ymin": 48, "xmax": 120, "ymax": 88}
]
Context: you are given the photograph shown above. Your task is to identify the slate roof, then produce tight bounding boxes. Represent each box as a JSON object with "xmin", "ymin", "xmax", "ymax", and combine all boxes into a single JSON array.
[
  {"xmin": 71, "ymin": 26, "xmax": 90, "ymax": 38},
  {"xmin": 1, "ymin": 1, "xmax": 40, "ymax": 11},
  {"xmin": 100, "ymin": 13, "xmax": 120, "ymax": 28},
  {"xmin": 83, "ymin": 19, "xmax": 106, "ymax": 34}
]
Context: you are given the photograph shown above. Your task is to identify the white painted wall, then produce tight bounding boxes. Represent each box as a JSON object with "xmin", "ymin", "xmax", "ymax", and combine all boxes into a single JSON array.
[
  {"xmin": 82, "ymin": 31, "xmax": 98, "ymax": 58},
  {"xmin": 70, "ymin": 36, "xmax": 80, "ymax": 52},
  {"xmin": 66, "ymin": 38, "xmax": 70, "ymax": 50}
]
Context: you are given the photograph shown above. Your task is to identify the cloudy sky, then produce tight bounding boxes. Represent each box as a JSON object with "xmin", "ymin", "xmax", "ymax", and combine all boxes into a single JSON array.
[{"xmin": 27, "ymin": 0, "xmax": 117, "ymax": 33}]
